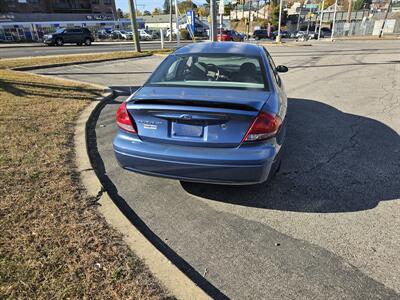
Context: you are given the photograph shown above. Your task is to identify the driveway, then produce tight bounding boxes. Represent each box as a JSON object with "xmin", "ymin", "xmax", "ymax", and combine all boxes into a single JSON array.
[{"xmin": 33, "ymin": 40, "xmax": 400, "ymax": 299}]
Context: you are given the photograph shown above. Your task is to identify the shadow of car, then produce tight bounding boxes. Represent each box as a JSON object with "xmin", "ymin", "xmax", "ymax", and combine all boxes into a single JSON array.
[{"xmin": 181, "ymin": 98, "xmax": 400, "ymax": 213}]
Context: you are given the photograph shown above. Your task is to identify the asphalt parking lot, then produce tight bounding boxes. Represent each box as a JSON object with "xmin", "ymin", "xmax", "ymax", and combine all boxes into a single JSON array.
[{"xmin": 33, "ymin": 40, "xmax": 400, "ymax": 299}]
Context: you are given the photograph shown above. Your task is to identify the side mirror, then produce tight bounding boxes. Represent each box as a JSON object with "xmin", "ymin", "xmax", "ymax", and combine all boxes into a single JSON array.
[{"xmin": 276, "ymin": 65, "xmax": 288, "ymax": 73}]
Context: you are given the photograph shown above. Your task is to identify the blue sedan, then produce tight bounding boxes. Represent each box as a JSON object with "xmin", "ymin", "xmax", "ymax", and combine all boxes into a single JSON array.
[{"xmin": 113, "ymin": 42, "xmax": 288, "ymax": 185}]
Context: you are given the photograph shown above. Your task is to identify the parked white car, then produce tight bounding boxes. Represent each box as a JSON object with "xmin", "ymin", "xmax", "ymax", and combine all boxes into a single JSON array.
[
  {"xmin": 113, "ymin": 30, "xmax": 132, "ymax": 40},
  {"xmin": 165, "ymin": 29, "xmax": 178, "ymax": 39},
  {"xmin": 139, "ymin": 29, "xmax": 152, "ymax": 40}
]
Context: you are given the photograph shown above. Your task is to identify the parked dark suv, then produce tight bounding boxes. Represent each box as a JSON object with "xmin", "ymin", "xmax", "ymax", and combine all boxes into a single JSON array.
[
  {"xmin": 252, "ymin": 29, "xmax": 270, "ymax": 40},
  {"xmin": 44, "ymin": 27, "xmax": 94, "ymax": 46}
]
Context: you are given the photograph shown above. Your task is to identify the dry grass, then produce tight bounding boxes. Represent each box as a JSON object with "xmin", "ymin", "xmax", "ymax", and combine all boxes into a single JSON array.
[
  {"xmin": 0, "ymin": 49, "xmax": 172, "ymax": 70},
  {"xmin": 0, "ymin": 69, "xmax": 173, "ymax": 299}
]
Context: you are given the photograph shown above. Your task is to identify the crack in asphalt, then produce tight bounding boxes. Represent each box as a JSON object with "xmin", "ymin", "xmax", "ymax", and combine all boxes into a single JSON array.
[
  {"xmin": 381, "ymin": 64, "xmax": 400, "ymax": 117},
  {"xmin": 282, "ymin": 117, "xmax": 362, "ymax": 178}
]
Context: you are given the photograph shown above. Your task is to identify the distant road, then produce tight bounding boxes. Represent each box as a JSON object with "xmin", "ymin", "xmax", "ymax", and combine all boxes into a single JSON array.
[{"xmin": 0, "ymin": 40, "xmax": 194, "ymax": 59}]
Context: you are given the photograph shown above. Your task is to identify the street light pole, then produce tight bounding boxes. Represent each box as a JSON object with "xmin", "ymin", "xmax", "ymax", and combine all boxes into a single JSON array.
[
  {"xmin": 276, "ymin": 0, "xmax": 283, "ymax": 42},
  {"xmin": 249, "ymin": 0, "xmax": 253, "ymax": 38},
  {"xmin": 128, "ymin": 0, "xmax": 140, "ymax": 52},
  {"xmin": 169, "ymin": 0, "xmax": 173, "ymax": 42},
  {"xmin": 174, "ymin": 0, "xmax": 180, "ymax": 46},
  {"xmin": 317, "ymin": 0, "xmax": 325, "ymax": 40},
  {"xmin": 330, "ymin": 0, "xmax": 338, "ymax": 41},
  {"xmin": 297, "ymin": 3, "xmax": 302, "ymax": 31},
  {"xmin": 379, "ymin": 0, "xmax": 393, "ymax": 38},
  {"xmin": 210, "ymin": 0, "xmax": 217, "ymax": 41},
  {"xmin": 307, "ymin": 5, "xmax": 311, "ymax": 35}
]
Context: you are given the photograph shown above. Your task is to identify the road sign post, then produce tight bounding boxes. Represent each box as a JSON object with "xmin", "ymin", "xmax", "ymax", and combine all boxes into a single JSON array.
[
  {"xmin": 160, "ymin": 28, "xmax": 164, "ymax": 49},
  {"xmin": 276, "ymin": 0, "xmax": 283, "ymax": 42},
  {"xmin": 219, "ymin": 0, "xmax": 225, "ymax": 39}
]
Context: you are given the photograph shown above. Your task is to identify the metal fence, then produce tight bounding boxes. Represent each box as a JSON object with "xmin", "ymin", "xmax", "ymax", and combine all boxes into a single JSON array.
[{"xmin": 333, "ymin": 12, "xmax": 400, "ymax": 37}]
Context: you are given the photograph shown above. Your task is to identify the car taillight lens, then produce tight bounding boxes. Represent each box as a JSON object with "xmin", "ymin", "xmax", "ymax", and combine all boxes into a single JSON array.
[
  {"xmin": 243, "ymin": 112, "xmax": 282, "ymax": 142},
  {"xmin": 116, "ymin": 102, "xmax": 137, "ymax": 133}
]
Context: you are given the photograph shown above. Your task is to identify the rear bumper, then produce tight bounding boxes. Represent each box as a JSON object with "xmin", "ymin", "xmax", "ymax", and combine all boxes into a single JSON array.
[{"xmin": 113, "ymin": 131, "xmax": 281, "ymax": 185}]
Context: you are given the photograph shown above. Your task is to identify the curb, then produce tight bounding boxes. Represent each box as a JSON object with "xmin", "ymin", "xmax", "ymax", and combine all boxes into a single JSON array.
[
  {"xmin": 334, "ymin": 36, "xmax": 400, "ymax": 41},
  {"xmin": 73, "ymin": 82, "xmax": 210, "ymax": 300},
  {"xmin": 260, "ymin": 42, "xmax": 312, "ymax": 47}
]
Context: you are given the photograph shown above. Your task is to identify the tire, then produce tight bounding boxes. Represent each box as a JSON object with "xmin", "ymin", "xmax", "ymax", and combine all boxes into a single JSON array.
[
  {"xmin": 84, "ymin": 38, "xmax": 91, "ymax": 46},
  {"xmin": 55, "ymin": 38, "xmax": 63, "ymax": 46},
  {"xmin": 77, "ymin": 42, "xmax": 82, "ymax": 46}
]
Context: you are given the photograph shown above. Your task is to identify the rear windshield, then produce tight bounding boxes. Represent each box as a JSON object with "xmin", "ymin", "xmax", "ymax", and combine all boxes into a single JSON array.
[{"xmin": 147, "ymin": 53, "xmax": 267, "ymax": 90}]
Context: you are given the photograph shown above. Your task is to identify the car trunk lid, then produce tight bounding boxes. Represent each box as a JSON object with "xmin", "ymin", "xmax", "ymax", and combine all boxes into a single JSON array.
[{"xmin": 126, "ymin": 87, "xmax": 270, "ymax": 148}]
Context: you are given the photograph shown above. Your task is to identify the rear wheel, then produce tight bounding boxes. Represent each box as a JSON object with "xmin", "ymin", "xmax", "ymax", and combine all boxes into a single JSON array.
[
  {"xmin": 77, "ymin": 42, "xmax": 82, "ymax": 46},
  {"xmin": 84, "ymin": 38, "xmax": 91, "ymax": 46},
  {"xmin": 55, "ymin": 38, "xmax": 63, "ymax": 46}
]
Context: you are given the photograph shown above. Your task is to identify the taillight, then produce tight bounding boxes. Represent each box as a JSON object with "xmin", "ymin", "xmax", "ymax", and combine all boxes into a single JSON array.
[
  {"xmin": 242, "ymin": 112, "xmax": 282, "ymax": 142},
  {"xmin": 116, "ymin": 102, "xmax": 137, "ymax": 133}
]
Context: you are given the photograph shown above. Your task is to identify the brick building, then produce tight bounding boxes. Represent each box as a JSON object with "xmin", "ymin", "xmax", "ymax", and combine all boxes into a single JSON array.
[{"xmin": 0, "ymin": 0, "xmax": 116, "ymax": 15}]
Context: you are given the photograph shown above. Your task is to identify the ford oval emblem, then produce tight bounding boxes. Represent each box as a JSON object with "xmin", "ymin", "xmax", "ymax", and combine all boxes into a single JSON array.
[{"xmin": 180, "ymin": 114, "xmax": 192, "ymax": 120}]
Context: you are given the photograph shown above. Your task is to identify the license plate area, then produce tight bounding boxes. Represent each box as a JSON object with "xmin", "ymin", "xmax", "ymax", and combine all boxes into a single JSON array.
[{"xmin": 171, "ymin": 121, "xmax": 203, "ymax": 138}]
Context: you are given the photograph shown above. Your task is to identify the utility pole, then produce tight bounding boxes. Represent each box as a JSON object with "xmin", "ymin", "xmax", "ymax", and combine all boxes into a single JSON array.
[
  {"xmin": 347, "ymin": 0, "xmax": 352, "ymax": 23},
  {"xmin": 128, "ymin": 0, "xmax": 140, "ymax": 52},
  {"xmin": 242, "ymin": 0, "xmax": 245, "ymax": 21},
  {"xmin": 264, "ymin": 0, "xmax": 267, "ymax": 20},
  {"xmin": 379, "ymin": 0, "xmax": 393, "ymax": 38},
  {"xmin": 345, "ymin": 0, "xmax": 354, "ymax": 36},
  {"xmin": 306, "ymin": 5, "xmax": 312, "ymax": 34},
  {"xmin": 276, "ymin": 0, "xmax": 283, "ymax": 42},
  {"xmin": 169, "ymin": 0, "xmax": 173, "ymax": 41},
  {"xmin": 210, "ymin": 0, "xmax": 217, "ymax": 41},
  {"xmin": 174, "ymin": 0, "xmax": 180, "ymax": 46},
  {"xmin": 317, "ymin": 0, "xmax": 325, "ymax": 40},
  {"xmin": 248, "ymin": 0, "xmax": 253, "ymax": 38},
  {"xmin": 330, "ymin": 0, "xmax": 338, "ymax": 41},
  {"xmin": 256, "ymin": 0, "xmax": 260, "ymax": 19},
  {"xmin": 236, "ymin": 3, "xmax": 238, "ymax": 19},
  {"xmin": 297, "ymin": 3, "xmax": 302, "ymax": 31}
]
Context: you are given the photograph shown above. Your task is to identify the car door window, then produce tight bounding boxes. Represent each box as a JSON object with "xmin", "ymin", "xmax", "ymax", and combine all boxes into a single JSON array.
[{"xmin": 264, "ymin": 48, "xmax": 281, "ymax": 87}]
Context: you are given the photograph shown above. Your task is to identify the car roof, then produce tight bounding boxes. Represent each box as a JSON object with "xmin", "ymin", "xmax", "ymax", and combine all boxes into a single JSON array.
[{"xmin": 174, "ymin": 42, "xmax": 262, "ymax": 56}]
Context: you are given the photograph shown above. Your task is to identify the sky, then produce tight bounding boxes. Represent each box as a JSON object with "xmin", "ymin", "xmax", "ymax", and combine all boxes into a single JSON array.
[{"xmin": 115, "ymin": 0, "xmax": 206, "ymax": 13}]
